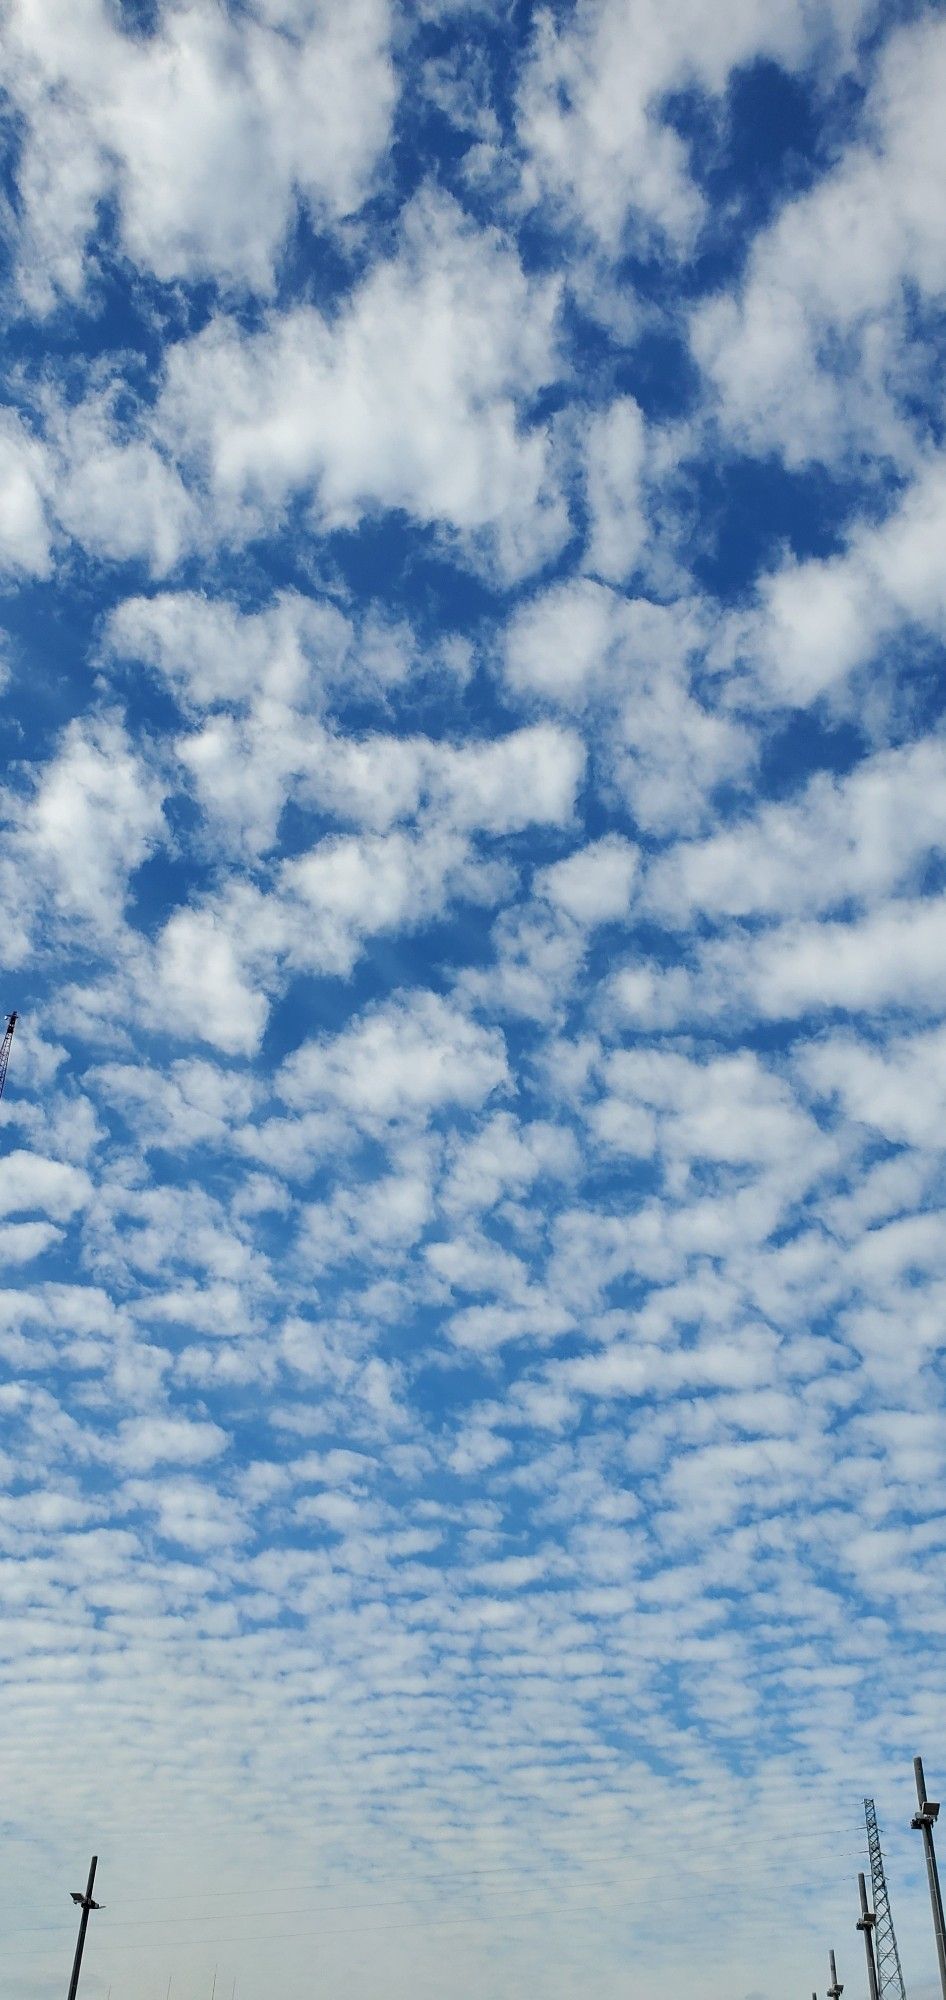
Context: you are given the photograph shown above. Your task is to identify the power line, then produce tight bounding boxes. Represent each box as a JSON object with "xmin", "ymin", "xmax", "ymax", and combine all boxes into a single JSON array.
[
  {"xmin": 87, "ymin": 1910, "xmax": 808, "ymax": 1960},
  {"xmin": 5, "ymin": 1839, "xmax": 861, "ymax": 1942},
  {"xmin": 90, "ymin": 1908, "xmax": 574, "ymax": 1955}
]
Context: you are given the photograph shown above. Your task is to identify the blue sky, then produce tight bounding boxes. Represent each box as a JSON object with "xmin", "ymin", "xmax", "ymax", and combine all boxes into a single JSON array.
[{"xmin": 2, "ymin": 3, "xmax": 946, "ymax": 1996}]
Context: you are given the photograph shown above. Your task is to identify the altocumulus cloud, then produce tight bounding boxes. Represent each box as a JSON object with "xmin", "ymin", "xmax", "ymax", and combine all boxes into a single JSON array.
[{"xmin": 1, "ymin": 6, "xmax": 946, "ymax": 2000}]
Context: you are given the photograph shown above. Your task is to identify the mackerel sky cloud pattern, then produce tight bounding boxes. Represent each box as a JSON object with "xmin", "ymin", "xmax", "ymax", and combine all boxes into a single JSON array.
[{"xmin": 2, "ymin": 4, "xmax": 946, "ymax": 1997}]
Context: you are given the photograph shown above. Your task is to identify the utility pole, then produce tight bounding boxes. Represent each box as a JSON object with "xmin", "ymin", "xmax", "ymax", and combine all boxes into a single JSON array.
[
  {"xmin": 827, "ymin": 1948, "xmax": 843, "ymax": 2000},
  {"xmin": 912, "ymin": 1754, "xmax": 946, "ymax": 2000},
  {"xmin": 66, "ymin": 1856, "xmax": 102, "ymax": 2000},
  {"xmin": 856, "ymin": 1872, "xmax": 880, "ymax": 2000}
]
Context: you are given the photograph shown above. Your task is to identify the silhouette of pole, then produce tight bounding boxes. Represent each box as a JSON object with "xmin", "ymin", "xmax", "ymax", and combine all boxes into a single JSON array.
[
  {"xmin": 912, "ymin": 1755, "xmax": 946, "ymax": 1999},
  {"xmin": 827, "ymin": 1947, "xmax": 843, "ymax": 2000},
  {"xmin": 856, "ymin": 1873, "xmax": 880, "ymax": 2000},
  {"xmin": 66, "ymin": 1856, "xmax": 101, "ymax": 2000}
]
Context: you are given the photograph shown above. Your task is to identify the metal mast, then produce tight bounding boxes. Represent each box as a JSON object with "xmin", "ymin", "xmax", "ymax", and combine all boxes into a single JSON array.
[
  {"xmin": 911, "ymin": 1755, "xmax": 946, "ymax": 2000},
  {"xmin": 865, "ymin": 1798, "xmax": 907, "ymax": 2000},
  {"xmin": 857, "ymin": 1870, "xmax": 881, "ymax": 2000},
  {"xmin": 0, "ymin": 1010, "xmax": 17, "ymax": 1101},
  {"xmin": 66, "ymin": 1855, "xmax": 102, "ymax": 2000}
]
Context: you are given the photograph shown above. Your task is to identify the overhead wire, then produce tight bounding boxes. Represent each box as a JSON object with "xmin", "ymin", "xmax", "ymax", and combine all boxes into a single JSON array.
[{"xmin": 1, "ymin": 1818, "xmax": 864, "ymax": 1938}]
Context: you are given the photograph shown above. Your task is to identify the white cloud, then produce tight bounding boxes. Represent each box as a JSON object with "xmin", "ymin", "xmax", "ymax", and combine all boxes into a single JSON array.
[
  {"xmin": 609, "ymin": 889, "xmax": 946, "ymax": 1035},
  {"xmin": 591, "ymin": 1047, "xmax": 823, "ymax": 1170},
  {"xmin": 115, "ymin": 1414, "xmax": 228, "ymax": 1471},
  {"xmin": 104, "ymin": 589, "xmax": 584, "ymax": 855},
  {"xmin": 647, "ymin": 735, "xmax": 946, "ymax": 923},
  {"xmin": 605, "ymin": 960, "xmax": 695, "ymax": 1033},
  {"xmin": 104, "ymin": 588, "xmax": 352, "ymax": 714},
  {"xmin": 49, "ymin": 394, "xmax": 199, "ymax": 575},
  {"xmin": 752, "ymin": 454, "xmax": 946, "ymax": 704},
  {"xmin": 181, "ymin": 712, "xmax": 582, "ymax": 859},
  {"xmin": 467, "ymin": 833, "xmax": 643, "ymax": 1031},
  {"xmin": 154, "ymin": 189, "xmax": 568, "ymax": 577},
  {"xmin": 692, "ymin": 13, "xmax": 946, "ymax": 466},
  {"xmin": 280, "ymin": 990, "xmax": 508, "ymax": 1125},
  {"xmin": 92, "ymin": 1058, "xmax": 258, "ymax": 1152},
  {"xmin": 427, "ymin": 1231, "xmax": 529, "ymax": 1300},
  {"xmin": 517, "ymin": 0, "xmax": 873, "ymax": 253},
  {"xmin": 505, "ymin": 579, "xmax": 751, "ymax": 832},
  {"xmin": 51, "ymin": 809, "xmax": 517, "ymax": 1055},
  {"xmin": 0, "ymin": 1150, "xmax": 91, "ymax": 1221},
  {"xmin": 725, "ymin": 895, "xmax": 946, "ymax": 1022},
  {"xmin": 0, "ymin": 411, "xmax": 53, "ymax": 577},
  {"xmin": 153, "ymin": 906, "xmax": 270, "ymax": 1056},
  {"xmin": 278, "ymin": 825, "xmax": 506, "ymax": 968},
  {"xmin": 298, "ymin": 1145, "xmax": 436, "ymax": 1273},
  {"xmin": 583, "ymin": 396, "xmax": 648, "ymax": 582},
  {"xmin": 441, "ymin": 1112, "xmax": 579, "ymax": 1218},
  {"xmin": 5, "ymin": 0, "xmax": 397, "ymax": 303},
  {"xmin": 124, "ymin": 1472, "xmax": 247, "ymax": 1550},
  {"xmin": 15, "ymin": 715, "xmax": 167, "ymax": 932},
  {"xmin": 506, "ymin": 576, "xmax": 636, "ymax": 702},
  {"xmin": 538, "ymin": 836, "xmax": 639, "ymax": 924},
  {"xmin": 428, "ymin": 724, "xmax": 584, "ymax": 835},
  {"xmin": 457, "ymin": 897, "xmax": 590, "ymax": 1023},
  {"xmin": 0, "ymin": 1220, "xmax": 65, "ymax": 1264},
  {"xmin": 802, "ymin": 1025, "xmax": 946, "ymax": 1149},
  {"xmin": 448, "ymin": 1294, "xmax": 576, "ymax": 1353}
]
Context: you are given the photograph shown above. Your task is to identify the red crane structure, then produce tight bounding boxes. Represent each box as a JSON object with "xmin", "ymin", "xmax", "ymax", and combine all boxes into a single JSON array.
[{"xmin": 0, "ymin": 1011, "xmax": 17, "ymax": 1101}]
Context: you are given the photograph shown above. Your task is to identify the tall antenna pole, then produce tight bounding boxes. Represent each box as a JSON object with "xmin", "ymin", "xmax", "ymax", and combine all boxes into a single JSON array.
[
  {"xmin": 66, "ymin": 1855, "xmax": 102, "ymax": 2000},
  {"xmin": 0, "ymin": 1011, "xmax": 17, "ymax": 1102},
  {"xmin": 827, "ymin": 1947, "xmax": 843, "ymax": 1999},
  {"xmin": 865, "ymin": 1797, "xmax": 907, "ymax": 2000},
  {"xmin": 912, "ymin": 1755, "xmax": 946, "ymax": 1999},
  {"xmin": 856, "ymin": 1872, "xmax": 880, "ymax": 2000}
]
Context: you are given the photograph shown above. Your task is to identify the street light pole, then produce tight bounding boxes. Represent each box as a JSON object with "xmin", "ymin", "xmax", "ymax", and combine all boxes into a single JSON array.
[
  {"xmin": 66, "ymin": 1855, "xmax": 102, "ymax": 2000},
  {"xmin": 856, "ymin": 1871, "xmax": 880, "ymax": 2000},
  {"xmin": 912, "ymin": 1756, "xmax": 946, "ymax": 2000}
]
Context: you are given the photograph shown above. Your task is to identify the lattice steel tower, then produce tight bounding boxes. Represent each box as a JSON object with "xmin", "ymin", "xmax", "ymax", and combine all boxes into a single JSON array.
[
  {"xmin": 865, "ymin": 1797, "xmax": 908, "ymax": 2000},
  {"xmin": 0, "ymin": 1011, "xmax": 17, "ymax": 1101}
]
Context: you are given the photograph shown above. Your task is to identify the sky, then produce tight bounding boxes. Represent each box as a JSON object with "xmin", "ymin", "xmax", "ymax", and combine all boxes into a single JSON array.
[{"xmin": 2, "ymin": 1, "xmax": 946, "ymax": 1996}]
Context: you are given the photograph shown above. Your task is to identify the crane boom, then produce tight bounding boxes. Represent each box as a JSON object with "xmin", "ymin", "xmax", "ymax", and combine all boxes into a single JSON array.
[{"xmin": 0, "ymin": 1011, "xmax": 17, "ymax": 1102}]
